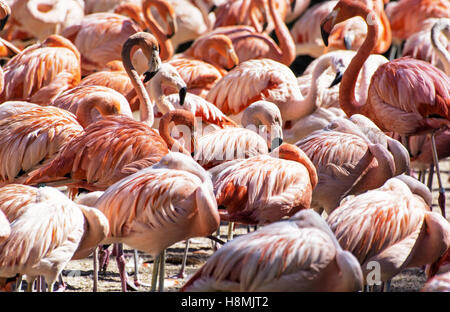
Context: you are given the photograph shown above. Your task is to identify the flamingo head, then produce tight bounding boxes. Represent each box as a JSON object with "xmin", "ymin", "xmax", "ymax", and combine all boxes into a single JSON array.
[{"xmin": 321, "ymin": 0, "xmax": 371, "ymax": 47}]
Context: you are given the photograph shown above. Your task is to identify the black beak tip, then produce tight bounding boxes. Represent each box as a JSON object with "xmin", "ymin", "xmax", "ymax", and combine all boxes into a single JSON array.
[
  {"xmin": 143, "ymin": 70, "xmax": 157, "ymax": 83},
  {"xmin": 179, "ymin": 87, "xmax": 187, "ymax": 106},
  {"xmin": 209, "ymin": 4, "xmax": 217, "ymax": 13},
  {"xmin": 191, "ymin": 151, "xmax": 195, "ymax": 157},
  {"xmin": 329, "ymin": 72, "xmax": 343, "ymax": 88},
  {"xmin": 167, "ymin": 32, "xmax": 175, "ymax": 39}
]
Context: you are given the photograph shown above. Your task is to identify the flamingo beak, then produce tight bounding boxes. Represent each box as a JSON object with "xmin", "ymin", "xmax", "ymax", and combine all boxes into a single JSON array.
[
  {"xmin": 0, "ymin": 15, "xmax": 8, "ymax": 31},
  {"xmin": 329, "ymin": 71, "xmax": 343, "ymax": 88},
  {"xmin": 179, "ymin": 86, "xmax": 187, "ymax": 106},
  {"xmin": 208, "ymin": 4, "xmax": 216, "ymax": 13},
  {"xmin": 321, "ymin": 24, "xmax": 331, "ymax": 47},
  {"xmin": 166, "ymin": 15, "xmax": 176, "ymax": 39},
  {"xmin": 269, "ymin": 137, "xmax": 283, "ymax": 152},
  {"xmin": 143, "ymin": 70, "xmax": 158, "ymax": 83}
]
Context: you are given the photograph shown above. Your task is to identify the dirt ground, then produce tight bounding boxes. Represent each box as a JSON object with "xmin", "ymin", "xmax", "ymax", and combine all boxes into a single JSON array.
[{"xmin": 51, "ymin": 159, "xmax": 449, "ymax": 293}]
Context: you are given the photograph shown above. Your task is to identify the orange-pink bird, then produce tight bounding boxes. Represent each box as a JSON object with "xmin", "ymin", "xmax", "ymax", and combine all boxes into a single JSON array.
[
  {"xmin": 0, "ymin": 184, "xmax": 109, "ymax": 292},
  {"xmin": 327, "ymin": 175, "xmax": 450, "ymax": 286},
  {"xmin": 321, "ymin": 0, "xmax": 450, "ymax": 217},
  {"xmin": 208, "ymin": 143, "xmax": 318, "ymax": 225},
  {"xmin": 0, "ymin": 34, "xmax": 81, "ymax": 105}
]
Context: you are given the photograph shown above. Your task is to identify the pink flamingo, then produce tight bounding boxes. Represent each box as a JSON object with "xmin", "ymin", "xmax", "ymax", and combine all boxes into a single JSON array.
[
  {"xmin": 320, "ymin": 0, "xmax": 450, "ymax": 217},
  {"xmin": 327, "ymin": 175, "xmax": 450, "ymax": 289},
  {"xmin": 0, "ymin": 34, "xmax": 81, "ymax": 105},
  {"xmin": 0, "ymin": 106, "xmax": 84, "ymax": 187},
  {"xmin": 208, "ymin": 143, "xmax": 318, "ymax": 225},
  {"xmin": 93, "ymin": 152, "xmax": 220, "ymax": 291},
  {"xmin": 402, "ymin": 18, "xmax": 450, "ymax": 74},
  {"xmin": 295, "ymin": 115, "xmax": 409, "ymax": 215},
  {"xmin": 0, "ymin": 184, "xmax": 109, "ymax": 292},
  {"xmin": 181, "ymin": 209, "xmax": 363, "ymax": 292}
]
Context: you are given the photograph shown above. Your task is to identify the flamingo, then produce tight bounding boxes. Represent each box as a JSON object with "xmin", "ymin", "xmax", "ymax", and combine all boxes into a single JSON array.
[
  {"xmin": 422, "ymin": 271, "xmax": 450, "ymax": 291},
  {"xmin": 402, "ymin": 18, "xmax": 450, "ymax": 74},
  {"xmin": 178, "ymin": 33, "xmax": 240, "ymax": 71},
  {"xmin": 22, "ymin": 32, "xmax": 168, "ymax": 190},
  {"xmin": 77, "ymin": 61, "xmax": 141, "ymax": 111},
  {"xmin": 9, "ymin": 0, "xmax": 85, "ymax": 42},
  {"xmin": 326, "ymin": 175, "xmax": 450, "ymax": 288},
  {"xmin": 431, "ymin": 18, "xmax": 450, "ymax": 74},
  {"xmin": 291, "ymin": 0, "xmax": 391, "ymax": 58},
  {"xmin": 165, "ymin": 57, "xmax": 228, "ymax": 99},
  {"xmin": 49, "ymin": 85, "xmax": 133, "ymax": 128},
  {"xmin": 92, "ymin": 152, "xmax": 220, "ymax": 292},
  {"xmin": 320, "ymin": 0, "xmax": 450, "ymax": 218},
  {"xmin": 284, "ymin": 50, "xmax": 387, "ymax": 143},
  {"xmin": 189, "ymin": 100, "xmax": 283, "ymax": 168},
  {"xmin": 0, "ymin": 184, "xmax": 109, "ymax": 292},
  {"xmin": 61, "ymin": 0, "xmax": 174, "ymax": 75},
  {"xmin": 181, "ymin": 209, "xmax": 363, "ymax": 292},
  {"xmin": 210, "ymin": 0, "xmax": 297, "ymax": 66},
  {"xmin": 0, "ymin": 106, "xmax": 84, "ymax": 187},
  {"xmin": 83, "ymin": 0, "xmax": 143, "ymax": 14},
  {"xmin": 206, "ymin": 58, "xmax": 312, "ymax": 124},
  {"xmin": 207, "ymin": 143, "xmax": 318, "ymax": 225},
  {"xmin": 295, "ymin": 115, "xmax": 410, "ymax": 215},
  {"xmin": 130, "ymin": 34, "xmax": 239, "ymax": 99},
  {"xmin": 143, "ymin": 62, "xmax": 237, "ymax": 129},
  {"xmin": 0, "ymin": 34, "xmax": 81, "ymax": 105},
  {"xmin": 386, "ymin": 0, "xmax": 450, "ymax": 47}
]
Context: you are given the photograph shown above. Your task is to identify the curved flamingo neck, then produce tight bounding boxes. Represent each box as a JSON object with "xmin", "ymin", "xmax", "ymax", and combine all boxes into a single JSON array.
[
  {"xmin": 159, "ymin": 110, "xmax": 196, "ymax": 156},
  {"xmin": 142, "ymin": 0, "xmax": 174, "ymax": 61},
  {"xmin": 121, "ymin": 35, "xmax": 155, "ymax": 126},
  {"xmin": 339, "ymin": 7, "xmax": 378, "ymax": 117},
  {"xmin": 267, "ymin": 0, "xmax": 295, "ymax": 66}
]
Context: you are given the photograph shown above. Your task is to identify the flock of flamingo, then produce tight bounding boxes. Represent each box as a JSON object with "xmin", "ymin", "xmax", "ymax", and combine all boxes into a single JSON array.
[{"xmin": 0, "ymin": 0, "xmax": 449, "ymax": 293}]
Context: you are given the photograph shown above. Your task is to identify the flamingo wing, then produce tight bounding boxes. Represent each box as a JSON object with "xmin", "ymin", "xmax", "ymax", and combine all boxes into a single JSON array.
[
  {"xmin": 195, "ymin": 127, "xmax": 268, "ymax": 169},
  {"xmin": 165, "ymin": 93, "xmax": 237, "ymax": 128},
  {"xmin": 206, "ymin": 58, "xmax": 301, "ymax": 115},
  {"xmin": 326, "ymin": 178, "xmax": 427, "ymax": 267},
  {"xmin": 211, "ymin": 155, "xmax": 313, "ymax": 224},
  {"xmin": 1, "ymin": 44, "xmax": 80, "ymax": 103},
  {"xmin": 25, "ymin": 115, "xmax": 168, "ymax": 190},
  {"xmin": 367, "ymin": 57, "xmax": 450, "ymax": 134},
  {"xmin": 181, "ymin": 220, "xmax": 336, "ymax": 292},
  {"xmin": 0, "ymin": 107, "xmax": 83, "ymax": 185},
  {"xmin": 0, "ymin": 186, "xmax": 85, "ymax": 281}
]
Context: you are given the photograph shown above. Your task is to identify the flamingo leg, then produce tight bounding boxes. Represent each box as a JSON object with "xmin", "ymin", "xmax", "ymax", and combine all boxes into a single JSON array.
[
  {"xmin": 93, "ymin": 246, "xmax": 98, "ymax": 292},
  {"xmin": 15, "ymin": 274, "xmax": 23, "ymax": 292},
  {"xmin": 151, "ymin": 254, "xmax": 160, "ymax": 292},
  {"xmin": 114, "ymin": 243, "xmax": 138, "ymax": 292},
  {"xmin": 99, "ymin": 244, "xmax": 111, "ymax": 274},
  {"xmin": 158, "ymin": 249, "xmax": 166, "ymax": 292},
  {"xmin": 383, "ymin": 280, "xmax": 391, "ymax": 292},
  {"xmin": 133, "ymin": 249, "xmax": 151, "ymax": 287},
  {"xmin": 174, "ymin": 239, "xmax": 190, "ymax": 279},
  {"xmin": 430, "ymin": 132, "xmax": 446, "ymax": 218},
  {"xmin": 227, "ymin": 222, "xmax": 234, "ymax": 241}
]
